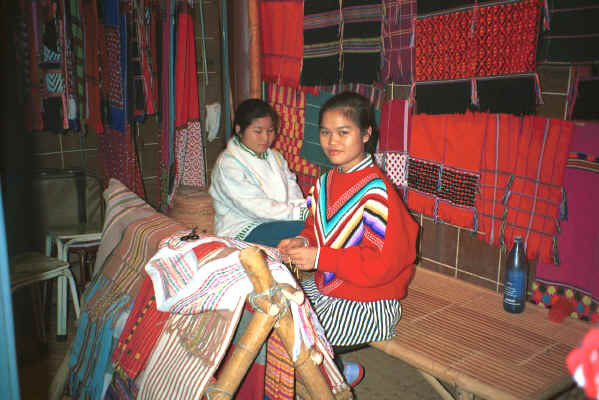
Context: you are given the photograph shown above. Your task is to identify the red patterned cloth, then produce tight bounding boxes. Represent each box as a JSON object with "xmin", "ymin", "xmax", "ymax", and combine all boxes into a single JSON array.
[
  {"xmin": 266, "ymin": 82, "xmax": 320, "ymax": 181},
  {"xmin": 260, "ymin": 0, "xmax": 303, "ymax": 88},
  {"xmin": 476, "ymin": 114, "xmax": 573, "ymax": 264},
  {"xmin": 82, "ymin": 0, "xmax": 104, "ymax": 133},
  {"xmin": 112, "ymin": 276, "xmax": 169, "ymax": 378},
  {"xmin": 407, "ymin": 113, "xmax": 484, "ymax": 229},
  {"xmin": 416, "ymin": 0, "xmax": 540, "ymax": 81},
  {"xmin": 376, "ymin": 100, "xmax": 411, "ymax": 191}
]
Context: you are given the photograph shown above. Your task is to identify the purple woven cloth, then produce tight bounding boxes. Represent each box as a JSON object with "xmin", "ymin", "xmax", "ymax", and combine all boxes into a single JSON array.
[
  {"xmin": 381, "ymin": 0, "xmax": 416, "ymax": 84},
  {"xmin": 535, "ymin": 122, "xmax": 599, "ymax": 301}
]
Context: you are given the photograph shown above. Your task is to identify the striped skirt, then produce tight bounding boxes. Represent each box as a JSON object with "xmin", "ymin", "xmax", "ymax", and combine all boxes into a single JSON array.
[{"xmin": 301, "ymin": 279, "xmax": 402, "ymax": 346}]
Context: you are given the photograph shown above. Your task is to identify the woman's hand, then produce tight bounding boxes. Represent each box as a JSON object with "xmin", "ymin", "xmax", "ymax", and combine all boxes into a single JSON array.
[
  {"xmin": 287, "ymin": 247, "xmax": 317, "ymax": 271},
  {"xmin": 278, "ymin": 237, "xmax": 306, "ymax": 258}
]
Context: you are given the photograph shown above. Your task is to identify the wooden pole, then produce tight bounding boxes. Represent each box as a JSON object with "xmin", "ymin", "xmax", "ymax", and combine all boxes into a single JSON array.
[{"xmin": 248, "ymin": 0, "xmax": 261, "ymax": 98}]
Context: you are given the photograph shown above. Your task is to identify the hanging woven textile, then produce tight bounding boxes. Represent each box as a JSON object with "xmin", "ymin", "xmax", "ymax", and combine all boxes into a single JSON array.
[
  {"xmin": 301, "ymin": 0, "xmax": 383, "ymax": 86},
  {"xmin": 537, "ymin": 0, "xmax": 599, "ymax": 63},
  {"xmin": 416, "ymin": 0, "xmax": 541, "ymax": 82},
  {"xmin": 300, "ymin": 90, "xmax": 336, "ymax": 169},
  {"xmin": 260, "ymin": 0, "xmax": 303, "ymax": 87},
  {"xmin": 173, "ymin": 3, "xmax": 206, "ymax": 191},
  {"xmin": 407, "ymin": 112, "xmax": 483, "ymax": 229},
  {"xmin": 532, "ymin": 122, "xmax": 599, "ymax": 322},
  {"xmin": 381, "ymin": 0, "xmax": 416, "ymax": 84},
  {"xmin": 266, "ymin": 82, "xmax": 320, "ymax": 195},
  {"xmin": 476, "ymin": 114, "xmax": 573, "ymax": 264},
  {"xmin": 67, "ymin": 0, "xmax": 85, "ymax": 131},
  {"xmin": 376, "ymin": 99, "xmax": 411, "ymax": 191}
]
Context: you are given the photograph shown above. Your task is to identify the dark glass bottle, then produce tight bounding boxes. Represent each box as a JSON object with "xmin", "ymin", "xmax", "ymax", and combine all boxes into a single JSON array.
[{"xmin": 503, "ymin": 236, "xmax": 529, "ymax": 313}]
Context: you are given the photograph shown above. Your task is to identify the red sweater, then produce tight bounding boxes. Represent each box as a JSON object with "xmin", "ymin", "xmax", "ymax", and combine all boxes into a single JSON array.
[{"xmin": 300, "ymin": 164, "xmax": 418, "ymax": 302}]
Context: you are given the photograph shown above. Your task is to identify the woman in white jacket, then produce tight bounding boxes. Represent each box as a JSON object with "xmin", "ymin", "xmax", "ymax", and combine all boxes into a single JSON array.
[{"xmin": 209, "ymin": 99, "xmax": 308, "ymax": 247}]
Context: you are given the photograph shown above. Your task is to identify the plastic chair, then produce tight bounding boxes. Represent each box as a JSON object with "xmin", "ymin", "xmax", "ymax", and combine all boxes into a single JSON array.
[{"xmin": 10, "ymin": 252, "xmax": 80, "ymax": 342}]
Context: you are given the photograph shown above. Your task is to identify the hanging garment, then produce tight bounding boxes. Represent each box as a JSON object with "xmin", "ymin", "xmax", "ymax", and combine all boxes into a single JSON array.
[
  {"xmin": 532, "ymin": 122, "xmax": 599, "ymax": 322},
  {"xmin": 301, "ymin": 0, "xmax": 383, "ymax": 85},
  {"xmin": 173, "ymin": 6, "xmax": 206, "ymax": 189},
  {"xmin": 159, "ymin": 1, "xmax": 172, "ymax": 211},
  {"xmin": 537, "ymin": 0, "xmax": 599, "ymax": 63},
  {"xmin": 381, "ymin": 0, "xmax": 416, "ymax": 84},
  {"xmin": 416, "ymin": 0, "xmax": 540, "ymax": 81},
  {"xmin": 407, "ymin": 113, "xmax": 483, "ymax": 229},
  {"xmin": 21, "ymin": 0, "xmax": 44, "ymax": 131},
  {"xmin": 68, "ymin": 0, "xmax": 85, "ymax": 129},
  {"xmin": 376, "ymin": 99, "xmax": 411, "ymax": 190},
  {"xmin": 476, "ymin": 114, "xmax": 574, "ymax": 264},
  {"xmin": 260, "ymin": 0, "xmax": 303, "ymax": 87},
  {"xmin": 102, "ymin": 0, "xmax": 127, "ymax": 132}
]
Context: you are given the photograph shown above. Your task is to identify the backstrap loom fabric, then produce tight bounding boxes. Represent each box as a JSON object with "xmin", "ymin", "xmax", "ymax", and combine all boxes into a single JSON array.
[{"xmin": 381, "ymin": 0, "xmax": 416, "ymax": 84}]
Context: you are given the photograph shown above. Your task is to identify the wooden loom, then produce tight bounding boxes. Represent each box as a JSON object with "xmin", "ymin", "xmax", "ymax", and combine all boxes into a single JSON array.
[{"xmin": 207, "ymin": 246, "xmax": 350, "ymax": 399}]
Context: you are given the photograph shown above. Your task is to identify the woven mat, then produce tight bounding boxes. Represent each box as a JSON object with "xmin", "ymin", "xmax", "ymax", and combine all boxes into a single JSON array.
[{"xmin": 372, "ymin": 267, "xmax": 588, "ymax": 400}]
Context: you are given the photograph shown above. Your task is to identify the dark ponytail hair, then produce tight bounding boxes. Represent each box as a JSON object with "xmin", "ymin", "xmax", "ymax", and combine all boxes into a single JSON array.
[
  {"xmin": 233, "ymin": 99, "xmax": 280, "ymax": 138},
  {"xmin": 318, "ymin": 92, "xmax": 379, "ymax": 154}
]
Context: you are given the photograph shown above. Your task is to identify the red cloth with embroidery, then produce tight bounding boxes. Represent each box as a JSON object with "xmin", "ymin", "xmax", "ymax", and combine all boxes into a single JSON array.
[
  {"xmin": 260, "ymin": 0, "xmax": 303, "ymax": 88},
  {"xmin": 407, "ymin": 113, "xmax": 484, "ymax": 229},
  {"xmin": 476, "ymin": 115, "xmax": 573, "ymax": 264},
  {"xmin": 415, "ymin": 0, "xmax": 540, "ymax": 81},
  {"xmin": 82, "ymin": 0, "xmax": 104, "ymax": 134}
]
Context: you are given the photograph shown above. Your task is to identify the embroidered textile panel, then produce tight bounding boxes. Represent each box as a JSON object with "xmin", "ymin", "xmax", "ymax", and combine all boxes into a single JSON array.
[{"xmin": 416, "ymin": 0, "xmax": 540, "ymax": 81}]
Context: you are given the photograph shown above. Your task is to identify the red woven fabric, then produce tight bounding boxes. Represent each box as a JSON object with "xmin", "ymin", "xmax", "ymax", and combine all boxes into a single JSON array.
[
  {"xmin": 407, "ymin": 113, "xmax": 484, "ymax": 229},
  {"xmin": 260, "ymin": 0, "xmax": 303, "ymax": 88},
  {"xmin": 175, "ymin": 6, "xmax": 199, "ymax": 127},
  {"xmin": 112, "ymin": 276, "xmax": 169, "ymax": 378},
  {"xmin": 416, "ymin": 0, "xmax": 540, "ymax": 81},
  {"xmin": 379, "ymin": 99, "xmax": 410, "ymax": 152},
  {"xmin": 476, "ymin": 115, "xmax": 573, "ymax": 263}
]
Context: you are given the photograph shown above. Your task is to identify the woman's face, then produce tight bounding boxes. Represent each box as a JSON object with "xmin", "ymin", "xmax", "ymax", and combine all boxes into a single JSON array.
[
  {"xmin": 320, "ymin": 109, "xmax": 370, "ymax": 172},
  {"xmin": 237, "ymin": 116, "xmax": 276, "ymax": 156}
]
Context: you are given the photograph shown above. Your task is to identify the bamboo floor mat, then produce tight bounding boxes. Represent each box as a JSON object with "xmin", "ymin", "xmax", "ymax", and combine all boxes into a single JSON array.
[{"xmin": 372, "ymin": 267, "xmax": 589, "ymax": 400}]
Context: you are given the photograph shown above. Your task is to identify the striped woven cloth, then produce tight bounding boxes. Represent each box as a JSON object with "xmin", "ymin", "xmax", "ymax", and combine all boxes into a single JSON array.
[
  {"xmin": 301, "ymin": 0, "xmax": 383, "ymax": 85},
  {"xmin": 381, "ymin": 0, "xmax": 416, "ymax": 84},
  {"xmin": 68, "ymin": 180, "xmax": 185, "ymax": 400}
]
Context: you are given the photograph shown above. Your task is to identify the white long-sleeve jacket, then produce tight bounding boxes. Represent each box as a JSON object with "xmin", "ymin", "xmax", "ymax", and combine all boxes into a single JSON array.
[{"xmin": 209, "ymin": 137, "xmax": 308, "ymax": 240}]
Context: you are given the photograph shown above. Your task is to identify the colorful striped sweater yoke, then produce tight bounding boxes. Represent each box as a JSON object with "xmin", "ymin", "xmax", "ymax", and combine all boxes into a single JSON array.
[{"xmin": 301, "ymin": 161, "xmax": 418, "ymax": 302}]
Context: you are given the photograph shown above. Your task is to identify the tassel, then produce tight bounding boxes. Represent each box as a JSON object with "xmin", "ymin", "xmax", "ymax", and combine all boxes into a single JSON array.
[
  {"xmin": 470, "ymin": 1, "xmax": 478, "ymax": 36},
  {"xmin": 502, "ymin": 174, "xmax": 514, "ymax": 204},
  {"xmin": 560, "ymin": 187, "xmax": 568, "ymax": 221},
  {"xmin": 437, "ymin": 165, "xmax": 443, "ymax": 193},
  {"xmin": 554, "ymin": 216, "xmax": 561, "ymax": 235},
  {"xmin": 473, "ymin": 209, "xmax": 479, "ymax": 235},
  {"xmin": 542, "ymin": 0, "xmax": 550, "ymax": 32},
  {"xmin": 471, "ymin": 79, "xmax": 479, "ymax": 107},
  {"xmin": 553, "ymin": 235, "xmax": 561, "ymax": 265},
  {"xmin": 402, "ymin": 185, "xmax": 408, "ymax": 201},
  {"xmin": 409, "ymin": 16, "xmax": 415, "ymax": 48},
  {"xmin": 534, "ymin": 73, "xmax": 544, "ymax": 105},
  {"xmin": 499, "ymin": 220, "xmax": 507, "ymax": 252},
  {"xmin": 433, "ymin": 198, "xmax": 439, "ymax": 224}
]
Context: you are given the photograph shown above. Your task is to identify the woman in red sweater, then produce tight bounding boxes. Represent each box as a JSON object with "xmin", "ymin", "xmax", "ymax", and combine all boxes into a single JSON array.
[{"xmin": 278, "ymin": 92, "xmax": 419, "ymax": 387}]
